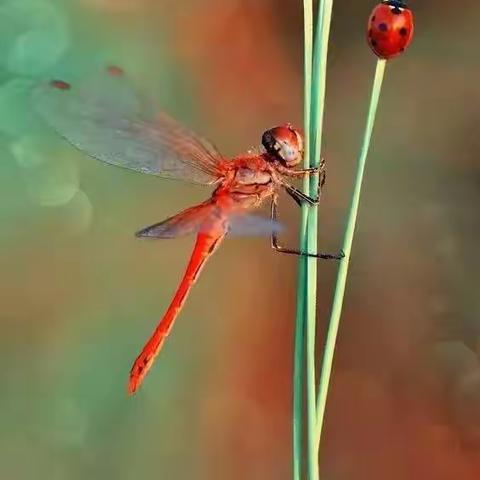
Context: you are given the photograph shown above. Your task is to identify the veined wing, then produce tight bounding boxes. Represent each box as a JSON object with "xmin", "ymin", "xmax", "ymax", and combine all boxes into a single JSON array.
[
  {"xmin": 136, "ymin": 200, "xmax": 282, "ymax": 239},
  {"xmin": 32, "ymin": 66, "xmax": 225, "ymax": 185}
]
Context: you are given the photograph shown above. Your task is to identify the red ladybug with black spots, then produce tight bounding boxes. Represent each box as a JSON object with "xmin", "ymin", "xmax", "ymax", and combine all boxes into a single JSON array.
[{"xmin": 367, "ymin": 1, "xmax": 414, "ymax": 59}]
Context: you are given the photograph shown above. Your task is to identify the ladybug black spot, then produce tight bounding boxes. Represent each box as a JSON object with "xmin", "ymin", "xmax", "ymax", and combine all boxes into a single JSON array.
[
  {"xmin": 371, "ymin": 40, "xmax": 378, "ymax": 47},
  {"xmin": 371, "ymin": 15, "xmax": 376, "ymax": 22},
  {"xmin": 399, "ymin": 27, "xmax": 408, "ymax": 36},
  {"xmin": 379, "ymin": 23, "xmax": 388, "ymax": 32}
]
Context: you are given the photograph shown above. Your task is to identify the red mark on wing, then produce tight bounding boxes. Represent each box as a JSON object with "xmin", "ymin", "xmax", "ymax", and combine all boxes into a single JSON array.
[
  {"xmin": 107, "ymin": 65, "xmax": 124, "ymax": 77},
  {"xmin": 50, "ymin": 79, "xmax": 71, "ymax": 90}
]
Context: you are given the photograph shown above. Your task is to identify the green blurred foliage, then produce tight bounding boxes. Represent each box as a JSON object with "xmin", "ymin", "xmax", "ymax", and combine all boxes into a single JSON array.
[{"xmin": 1, "ymin": 0, "xmax": 479, "ymax": 479}]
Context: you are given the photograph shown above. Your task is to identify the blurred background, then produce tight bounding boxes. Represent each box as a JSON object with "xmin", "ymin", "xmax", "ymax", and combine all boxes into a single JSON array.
[{"xmin": 1, "ymin": 0, "xmax": 479, "ymax": 478}]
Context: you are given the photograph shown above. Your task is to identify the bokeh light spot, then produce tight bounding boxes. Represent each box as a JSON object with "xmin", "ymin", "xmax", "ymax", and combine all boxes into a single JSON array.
[
  {"xmin": 16, "ymin": 139, "xmax": 80, "ymax": 207},
  {"xmin": 61, "ymin": 190, "xmax": 94, "ymax": 235},
  {"xmin": 11, "ymin": 135, "xmax": 49, "ymax": 168},
  {"xmin": 0, "ymin": 0, "xmax": 69, "ymax": 75},
  {"xmin": 0, "ymin": 78, "xmax": 36, "ymax": 136}
]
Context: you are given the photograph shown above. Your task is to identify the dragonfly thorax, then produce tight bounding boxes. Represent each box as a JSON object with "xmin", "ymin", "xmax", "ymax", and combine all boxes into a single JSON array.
[{"xmin": 234, "ymin": 167, "xmax": 272, "ymax": 186}]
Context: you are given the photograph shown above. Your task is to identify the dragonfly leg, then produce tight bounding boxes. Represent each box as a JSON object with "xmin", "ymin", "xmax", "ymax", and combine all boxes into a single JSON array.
[
  {"xmin": 270, "ymin": 198, "xmax": 344, "ymax": 260},
  {"xmin": 283, "ymin": 158, "xmax": 326, "ymax": 206},
  {"xmin": 284, "ymin": 157, "xmax": 326, "ymax": 180},
  {"xmin": 293, "ymin": 166, "xmax": 320, "ymax": 175}
]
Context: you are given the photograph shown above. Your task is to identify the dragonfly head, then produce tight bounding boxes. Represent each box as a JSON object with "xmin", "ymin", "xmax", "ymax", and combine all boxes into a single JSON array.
[{"xmin": 261, "ymin": 123, "xmax": 303, "ymax": 168}]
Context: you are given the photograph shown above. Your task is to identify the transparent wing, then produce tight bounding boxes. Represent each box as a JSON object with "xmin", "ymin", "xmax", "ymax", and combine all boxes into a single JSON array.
[
  {"xmin": 136, "ymin": 201, "xmax": 283, "ymax": 239},
  {"xmin": 32, "ymin": 66, "xmax": 225, "ymax": 185},
  {"xmin": 228, "ymin": 213, "xmax": 283, "ymax": 236}
]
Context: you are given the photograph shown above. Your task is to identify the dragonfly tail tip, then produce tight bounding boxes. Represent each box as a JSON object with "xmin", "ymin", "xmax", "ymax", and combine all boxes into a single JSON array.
[{"xmin": 127, "ymin": 374, "xmax": 142, "ymax": 395}]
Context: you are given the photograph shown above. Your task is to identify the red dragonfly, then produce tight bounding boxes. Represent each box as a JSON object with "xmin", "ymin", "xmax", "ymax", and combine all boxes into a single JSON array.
[{"xmin": 33, "ymin": 66, "xmax": 342, "ymax": 394}]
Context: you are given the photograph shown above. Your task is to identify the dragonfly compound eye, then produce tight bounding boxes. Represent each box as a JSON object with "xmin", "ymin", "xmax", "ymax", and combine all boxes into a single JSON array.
[{"xmin": 261, "ymin": 130, "xmax": 276, "ymax": 156}]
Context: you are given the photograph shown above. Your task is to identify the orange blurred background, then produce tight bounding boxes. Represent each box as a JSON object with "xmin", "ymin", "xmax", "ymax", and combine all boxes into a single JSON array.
[{"xmin": 1, "ymin": 0, "xmax": 479, "ymax": 479}]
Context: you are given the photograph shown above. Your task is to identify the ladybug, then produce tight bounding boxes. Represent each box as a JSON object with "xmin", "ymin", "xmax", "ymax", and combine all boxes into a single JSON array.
[{"xmin": 367, "ymin": 1, "xmax": 414, "ymax": 59}]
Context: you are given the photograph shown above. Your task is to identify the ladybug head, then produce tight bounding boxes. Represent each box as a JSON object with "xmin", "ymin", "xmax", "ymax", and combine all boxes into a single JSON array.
[
  {"xmin": 261, "ymin": 123, "xmax": 303, "ymax": 167},
  {"xmin": 382, "ymin": 0, "xmax": 407, "ymax": 7}
]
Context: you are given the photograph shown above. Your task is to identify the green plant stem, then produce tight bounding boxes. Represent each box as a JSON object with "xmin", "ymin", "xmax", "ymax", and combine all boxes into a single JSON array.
[
  {"xmin": 292, "ymin": 2, "xmax": 313, "ymax": 479},
  {"xmin": 305, "ymin": 1, "xmax": 334, "ymax": 480},
  {"xmin": 315, "ymin": 59, "xmax": 387, "ymax": 453}
]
